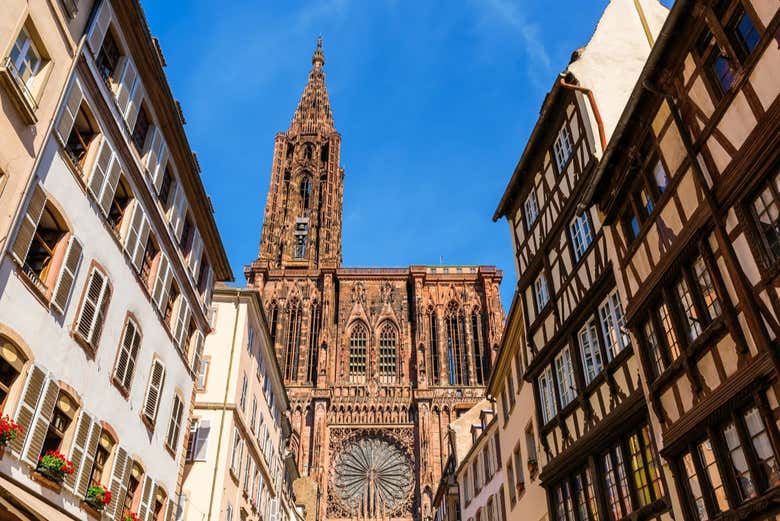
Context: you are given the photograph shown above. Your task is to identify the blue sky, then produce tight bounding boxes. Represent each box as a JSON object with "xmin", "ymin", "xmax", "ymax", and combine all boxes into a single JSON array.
[{"xmin": 143, "ymin": 0, "xmax": 673, "ymax": 311}]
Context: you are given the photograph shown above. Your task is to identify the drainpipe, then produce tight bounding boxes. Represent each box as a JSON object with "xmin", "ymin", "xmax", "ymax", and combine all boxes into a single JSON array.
[
  {"xmin": 207, "ymin": 290, "xmax": 242, "ymax": 520},
  {"xmin": 558, "ymin": 79, "xmax": 607, "ymax": 155},
  {"xmin": 633, "ymin": 0, "xmax": 656, "ymax": 47}
]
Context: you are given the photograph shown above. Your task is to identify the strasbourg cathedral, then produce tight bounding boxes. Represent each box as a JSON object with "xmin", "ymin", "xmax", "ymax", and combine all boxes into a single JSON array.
[{"xmin": 245, "ymin": 40, "xmax": 505, "ymax": 521}]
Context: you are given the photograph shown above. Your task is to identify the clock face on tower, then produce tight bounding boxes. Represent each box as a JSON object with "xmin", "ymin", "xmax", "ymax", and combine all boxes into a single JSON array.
[{"xmin": 331, "ymin": 435, "xmax": 414, "ymax": 518}]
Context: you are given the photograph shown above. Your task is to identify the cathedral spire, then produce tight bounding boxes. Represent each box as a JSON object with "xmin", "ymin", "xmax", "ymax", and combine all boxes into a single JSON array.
[{"xmin": 289, "ymin": 37, "xmax": 334, "ymax": 135}]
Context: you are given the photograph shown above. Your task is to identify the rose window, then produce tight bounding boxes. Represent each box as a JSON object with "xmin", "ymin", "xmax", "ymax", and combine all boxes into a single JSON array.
[{"xmin": 332, "ymin": 436, "xmax": 413, "ymax": 518}]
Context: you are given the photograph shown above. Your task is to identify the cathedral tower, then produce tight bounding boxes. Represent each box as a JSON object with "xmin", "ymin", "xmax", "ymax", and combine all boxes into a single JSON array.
[{"xmin": 257, "ymin": 37, "xmax": 344, "ymax": 270}]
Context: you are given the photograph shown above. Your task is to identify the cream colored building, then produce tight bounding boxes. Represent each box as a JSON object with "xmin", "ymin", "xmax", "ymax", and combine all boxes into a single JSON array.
[
  {"xmin": 486, "ymin": 295, "xmax": 546, "ymax": 521},
  {"xmin": 0, "ymin": 0, "xmax": 232, "ymax": 520},
  {"xmin": 181, "ymin": 286, "xmax": 293, "ymax": 521}
]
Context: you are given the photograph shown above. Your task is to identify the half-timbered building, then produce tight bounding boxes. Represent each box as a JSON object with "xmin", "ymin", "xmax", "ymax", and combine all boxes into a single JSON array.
[
  {"xmin": 590, "ymin": 0, "xmax": 780, "ymax": 519},
  {"xmin": 493, "ymin": 2, "xmax": 672, "ymax": 520}
]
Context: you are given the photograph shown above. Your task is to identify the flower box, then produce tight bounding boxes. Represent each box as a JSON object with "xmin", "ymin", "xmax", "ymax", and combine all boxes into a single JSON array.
[
  {"xmin": 31, "ymin": 469, "xmax": 62, "ymax": 492},
  {"xmin": 81, "ymin": 500, "xmax": 102, "ymax": 519},
  {"xmin": 36, "ymin": 450, "xmax": 75, "ymax": 484},
  {"xmin": 85, "ymin": 484, "xmax": 112, "ymax": 511},
  {"xmin": 0, "ymin": 414, "xmax": 23, "ymax": 448},
  {"xmin": 123, "ymin": 512, "xmax": 142, "ymax": 521}
]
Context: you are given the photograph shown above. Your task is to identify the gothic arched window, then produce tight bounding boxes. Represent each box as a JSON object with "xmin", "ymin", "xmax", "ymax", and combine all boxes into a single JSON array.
[
  {"xmin": 471, "ymin": 310, "xmax": 489, "ymax": 385},
  {"xmin": 349, "ymin": 323, "xmax": 368, "ymax": 384},
  {"xmin": 445, "ymin": 302, "xmax": 469, "ymax": 386},
  {"xmin": 304, "ymin": 144, "xmax": 313, "ymax": 160},
  {"xmin": 306, "ymin": 302, "xmax": 322, "ymax": 384},
  {"xmin": 378, "ymin": 323, "xmax": 398, "ymax": 384},
  {"xmin": 268, "ymin": 301, "xmax": 279, "ymax": 347},
  {"xmin": 299, "ymin": 176, "xmax": 311, "ymax": 211},
  {"xmin": 428, "ymin": 310, "xmax": 440, "ymax": 385},
  {"xmin": 283, "ymin": 298, "xmax": 303, "ymax": 381}
]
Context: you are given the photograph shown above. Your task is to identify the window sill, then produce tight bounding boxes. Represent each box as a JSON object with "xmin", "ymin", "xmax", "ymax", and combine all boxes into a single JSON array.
[{"xmin": 0, "ymin": 58, "xmax": 38, "ymax": 125}]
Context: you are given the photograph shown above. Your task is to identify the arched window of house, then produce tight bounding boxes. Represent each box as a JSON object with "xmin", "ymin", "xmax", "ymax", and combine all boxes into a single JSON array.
[
  {"xmin": 471, "ymin": 309, "xmax": 490, "ymax": 385},
  {"xmin": 378, "ymin": 323, "xmax": 398, "ymax": 384},
  {"xmin": 445, "ymin": 302, "xmax": 469, "ymax": 385},
  {"xmin": 41, "ymin": 389, "xmax": 78, "ymax": 457},
  {"xmin": 428, "ymin": 309, "xmax": 440, "ymax": 385},
  {"xmin": 0, "ymin": 337, "xmax": 27, "ymax": 409},
  {"xmin": 349, "ymin": 323, "xmax": 368, "ymax": 384},
  {"xmin": 283, "ymin": 299, "xmax": 302, "ymax": 382}
]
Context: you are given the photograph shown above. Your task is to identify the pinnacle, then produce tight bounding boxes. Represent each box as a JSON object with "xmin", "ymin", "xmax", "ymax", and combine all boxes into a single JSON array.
[{"xmin": 289, "ymin": 37, "xmax": 334, "ymax": 135}]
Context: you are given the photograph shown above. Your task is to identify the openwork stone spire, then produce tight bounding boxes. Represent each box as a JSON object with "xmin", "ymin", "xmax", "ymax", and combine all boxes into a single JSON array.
[{"xmin": 290, "ymin": 37, "xmax": 334, "ymax": 135}]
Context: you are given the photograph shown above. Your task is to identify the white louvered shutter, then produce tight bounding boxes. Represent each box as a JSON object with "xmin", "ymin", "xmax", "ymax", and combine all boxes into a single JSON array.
[
  {"xmin": 115, "ymin": 319, "xmax": 141, "ymax": 391},
  {"xmin": 173, "ymin": 300, "xmax": 190, "ymax": 351},
  {"xmin": 152, "ymin": 254, "xmax": 172, "ymax": 312},
  {"xmin": 105, "ymin": 447, "xmax": 130, "ymax": 520},
  {"xmin": 51, "ymin": 236, "xmax": 83, "ymax": 314},
  {"xmin": 75, "ymin": 419, "xmax": 102, "ymax": 497},
  {"xmin": 115, "ymin": 58, "xmax": 138, "ymax": 116},
  {"xmin": 88, "ymin": 139, "xmax": 112, "ymax": 203},
  {"xmin": 65, "ymin": 411, "xmax": 93, "ymax": 491},
  {"xmin": 190, "ymin": 330, "xmax": 205, "ymax": 376},
  {"xmin": 21, "ymin": 377, "xmax": 59, "ymax": 466},
  {"xmin": 10, "ymin": 184, "xmax": 46, "ymax": 266},
  {"xmin": 170, "ymin": 185, "xmax": 188, "ymax": 240},
  {"xmin": 124, "ymin": 202, "xmax": 150, "ymax": 272},
  {"xmin": 188, "ymin": 231, "xmax": 203, "ymax": 277},
  {"xmin": 125, "ymin": 81, "xmax": 145, "ymax": 130},
  {"xmin": 56, "ymin": 82, "xmax": 83, "ymax": 143},
  {"xmin": 75, "ymin": 268, "xmax": 111, "ymax": 346},
  {"xmin": 164, "ymin": 499, "xmax": 176, "ymax": 521},
  {"xmin": 11, "ymin": 365, "xmax": 45, "ymax": 454},
  {"xmin": 143, "ymin": 360, "xmax": 165, "ymax": 425},
  {"xmin": 202, "ymin": 267, "xmax": 215, "ymax": 311},
  {"xmin": 194, "ymin": 418, "xmax": 210, "ymax": 461},
  {"xmin": 136, "ymin": 476, "xmax": 154, "ymax": 521},
  {"xmin": 166, "ymin": 395, "xmax": 184, "ymax": 450},
  {"xmin": 87, "ymin": 0, "xmax": 112, "ymax": 53},
  {"xmin": 99, "ymin": 152, "xmax": 121, "ymax": 216},
  {"xmin": 152, "ymin": 143, "xmax": 169, "ymax": 193},
  {"xmin": 144, "ymin": 127, "xmax": 163, "ymax": 175}
]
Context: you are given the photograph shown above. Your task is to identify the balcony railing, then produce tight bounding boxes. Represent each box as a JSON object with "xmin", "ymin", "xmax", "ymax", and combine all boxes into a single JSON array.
[{"xmin": 0, "ymin": 56, "xmax": 38, "ymax": 124}]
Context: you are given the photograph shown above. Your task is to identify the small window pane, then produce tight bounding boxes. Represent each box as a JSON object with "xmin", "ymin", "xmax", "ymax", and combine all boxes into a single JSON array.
[
  {"xmin": 694, "ymin": 257, "xmax": 721, "ymax": 320},
  {"xmin": 684, "ymin": 451, "xmax": 708, "ymax": 521},
  {"xmin": 752, "ymin": 175, "xmax": 780, "ymax": 261},
  {"xmin": 676, "ymin": 277, "xmax": 702, "ymax": 341},
  {"xmin": 724, "ymin": 422, "xmax": 756, "ymax": 501},
  {"xmin": 744, "ymin": 407, "xmax": 780, "ymax": 487}
]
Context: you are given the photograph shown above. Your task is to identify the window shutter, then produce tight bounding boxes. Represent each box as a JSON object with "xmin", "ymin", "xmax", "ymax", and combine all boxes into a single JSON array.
[
  {"xmin": 75, "ymin": 419, "xmax": 102, "ymax": 497},
  {"xmin": 76, "ymin": 269, "xmax": 110, "ymax": 346},
  {"xmin": 21, "ymin": 377, "xmax": 59, "ymax": 466},
  {"xmin": 170, "ymin": 185, "xmax": 188, "ymax": 240},
  {"xmin": 165, "ymin": 499, "xmax": 176, "ymax": 521},
  {"xmin": 99, "ymin": 153, "xmax": 122, "ymax": 216},
  {"xmin": 145, "ymin": 128, "xmax": 162, "ymax": 174},
  {"xmin": 51, "ymin": 236, "xmax": 82, "ymax": 314},
  {"xmin": 188, "ymin": 231, "xmax": 204, "ymax": 277},
  {"xmin": 11, "ymin": 184, "xmax": 46, "ymax": 266},
  {"xmin": 152, "ymin": 255, "xmax": 172, "ymax": 312},
  {"xmin": 136, "ymin": 476, "xmax": 154, "ymax": 521},
  {"xmin": 64, "ymin": 411, "xmax": 93, "ymax": 491},
  {"xmin": 202, "ymin": 267, "xmax": 215, "ymax": 311},
  {"xmin": 166, "ymin": 395, "xmax": 184, "ymax": 450},
  {"xmin": 194, "ymin": 419, "xmax": 210, "ymax": 461},
  {"xmin": 124, "ymin": 202, "xmax": 150, "ymax": 272},
  {"xmin": 190, "ymin": 330, "xmax": 205, "ymax": 376},
  {"xmin": 143, "ymin": 360, "xmax": 165, "ymax": 425},
  {"xmin": 125, "ymin": 82, "xmax": 145, "ymax": 130},
  {"xmin": 173, "ymin": 300, "xmax": 190, "ymax": 351},
  {"xmin": 152, "ymin": 144, "xmax": 168, "ymax": 193},
  {"xmin": 88, "ymin": 139, "xmax": 112, "ymax": 204},
  {"xmin": 105, "ymin": 447, "xmax": 130, "ymax": 520},
  {"xmin": 115, "ymin": 319, "xmax": 141, "ymax": 391},
  {"xmin": 87, "ymin": 0, "xmax": 112, "ymax": 53},
  {"xmin": 11, "ymin": 365, "xmax": 45, "ymax": 454},
  {"xmin": 115, "ymin": 58, "xmax": 138, "ymax": 116},
  {"xmin": 56, "ymin": 82, "xmax": 83, "ymax": 143}
]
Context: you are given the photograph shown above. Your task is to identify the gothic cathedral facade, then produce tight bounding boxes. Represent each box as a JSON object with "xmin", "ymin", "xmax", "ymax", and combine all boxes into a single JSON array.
[{"xmin": 245, "ymin": 40, "xmax": 505, "ymax": 521}]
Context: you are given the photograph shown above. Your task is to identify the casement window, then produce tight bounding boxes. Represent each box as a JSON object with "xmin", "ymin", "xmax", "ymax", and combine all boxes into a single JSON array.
[
  {"xmin": 56, "ymin": 83, "xmax": 98, "ymax": 170},
  {"xmin": 240, "ymin": 374, "xmax": 248, "ymax": 411},
  {"xmin": 158, "ymin": 168, "xmax": 175, "ymax": 211},
  {"xmin": 168, "ymin": 183, "xmax": 189, "ymax": 241},
  {"xmin": 230, "ymin": 428, "xmax": 241, "ymax": 474},
  {"xmin": 554, "ymin": 347, "xmax": 576, "ymax": 407},
  {"xmin": 534, "ymin": 273, "xmax": 550, "ymax": 311},
  {"xmin": 538, "ymin": 365, "xmax": 557, "ymax": 424},
  {"xmin": 172, "ymin": 297, "xmax": 191, "ymax": 351},
  {"xmin": 74, "ymin": 267, "xmax": 112, "ymax": 349},
  {"xmin": 119, "ymin": 200, "xmax": 150, "ymax": 273},
  {"xmin": 165, "ymin": 394, "xmax": 184, "ymax": 452},
  {"xmin": 524, "ymin": 189, "xmax": 540, "ymax": 231},
  {"xmin": 62, "ymin": 410, "xmax": 103, "ymax": 496},
  {"xmin": 0, "ymin": 338, "xmax": 26, "ymax": 409},
  {"xmin": 95, "ymin": 28, "xmax": 121, "ymax": 87},
  {"xmin": 250, "ymin": 398, "xmax": 257, "ymax": 433},
  {"xmin": 554, "ymin": 124, "xmax": 573, "ymax": 173},
  {"xmin": 10, "ymin": 185, "xmax": 82, "ymax": 311},
  {"xmin": 186, "ymin": 418, "xmax": 211, "ymax": 461},
  {"xmin": 619, "ymin": 139, "xmax": 670, "ymax": 246},
  {"xmin": 553, "ymin": 482, "xmax": 576, "ymax": 521},
  {"xmin": 695, "ymin": 2, "xmax": 762, "ymax": 97},
  {"xmin": 554, "ymin": 468, "xmax": 599, "ymax": 521},
  {"xmin": 507, "ymin": 461, "xmax": 517, "ymax": 504},
  {"xmin": 349, "ymin": 322, "xmax": 368, "ymax": 384},
  {"xmin": 513, "ymin": 445, "xmax": 524, "ymax": 489},
  {"xmin": 106, "ymin": 175, "xmax": 133, "ymax": 234},
  {"xmin": 501, "ymin": 385, "xmax": 510, "ymax": 420},
  {"xmin": 39, "ymin": 389, "xmax": 78, "ymax": 461},
  {"xmin": 378, "ymin": 323, "xmax": 398, "ymax": 384},
  {"xmin": 680, "ymin": 403, "xmax": 780, "ymax": 519},
  {"xmin": 194, "ymin": 355, "xmax": 210, "ymax": 392},
  {"xmin": 525, "ymin": 424, "xmax": 537, "ymax": 463},
  {"xmin": 144, "ymin": 128, "xmax": 169, "ymax": 192},
  {"xmin": 8, "ymin": 25, "xmax": 44, "ymax": 98},
  {"xmin": 87, "ymin": 430, "xmax": 115, "ymax": 489},
  {"xmin": 578, "ymin": 319, "xmax": 603, "ymax": 385},
  {"xmin": 121, "ymin": 464, "xmax": 143, "ymax": 521},
  {"xmin": 114, "ymin": 317, "xmax": 141, "ymax": 392},
  {"xmin": 507, "ymin": 370, "xmax": 516, "ymax": 409},
  {"xmin": 142, "ymin": 360, "xmax": 166, "ymax": 426},
  {"xmin": 140, "ymin": 235, "xmax": 159, "ymax": 287},
  {"xmin": 570, "ymin": 211, "xmax": 593, "ymax": 261},
  {"xmin": 750, "ymin": 170, "xmax": 780, "ymax": 267},
  {"xmin": 131, "ymin": 105, "xmax": 151, "ymax": 151},
  {"xmin": 599, "ymin": 291, "xmax": 629, "ymax": 361}
]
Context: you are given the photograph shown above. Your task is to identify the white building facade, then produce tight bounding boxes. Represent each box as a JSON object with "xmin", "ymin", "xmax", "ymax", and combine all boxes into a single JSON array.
[{"xmin": 0, "ymin": 1, "xmax": 232, "ymax": 520}]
